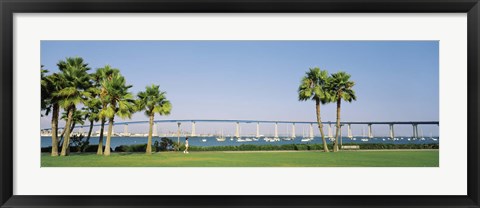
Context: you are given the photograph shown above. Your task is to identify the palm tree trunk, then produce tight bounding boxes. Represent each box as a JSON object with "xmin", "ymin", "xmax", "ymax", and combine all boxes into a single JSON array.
[
  {"xmin": 66, "ymin": 122, "xmax": 76, "ymax": 155},
  {"xmin": 58, "ymin": 123, "xmax": 75, "ymax": 145},
  {"xmin": 58, "ymin": 121, "xmax": 74, "ymax": 151},
  {"xmin": 71, "ymin": 123, "xmax": 76, "ymax": 134},
  {"xmin": 104, "ymin": 117, "xmax": 114, "ymax": 156},
  {"xmin": 316, "ymin": 99, "xmax": 329, "ymax": 152},
  {"xmin": 60, "ymin": 107, "xmax": 74, "ymax": 156},
  {"xmin": 60, "ymin": 127, "xmax": 66, "ymax": 140},
  {"xmin": 333, "ymin": 98, "xmax": 342, "ymax": 152},
  {"xmin": 146, "ymin": 114, "xmax": 154, "ymax": 154},
  {"xmin": 97, "ymin": 118, "xmax": 105, "ymax": 155},
  {"xmin": 83, "ymin": 120, "xmax": 94, "ymax": 152},
  {"xmin": 50, "ymin": 104, "xmax": 59, "ymax": 156},
  {"xmin": 57, "ymin": 137, "xmax": 63, "ymax": 151}
]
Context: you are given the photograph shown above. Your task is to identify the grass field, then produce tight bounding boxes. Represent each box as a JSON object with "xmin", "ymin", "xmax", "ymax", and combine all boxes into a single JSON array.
[{"xmin": 41, "ymin": 150, "xmax": 439, "ymax": 167}]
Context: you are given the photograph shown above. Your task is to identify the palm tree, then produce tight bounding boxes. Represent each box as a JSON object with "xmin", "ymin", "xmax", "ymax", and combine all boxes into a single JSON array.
[
  {"xmin": 100, "ymin": 73, "xmax": 136, "ymax": 156},
  {"xmin": 41, "ymin": 69, "xmax": 64, "ymax": 156},
  {"xmin": 298, "ymin": 67, "xmax": 332, "ymax": 152},
  {"xmin": 329, "ymin": 72, "xmax": 356, "ymax": 152},
  {"xmin": 136, "ymin": 84, "xmax": 172, "ymax": 155},
  {"xmin": 56, "ymin": 57, "xmax": 91, "ymax": 156},
  {"xmin": 91, "ymin": 65, "xmax": 120, "ymax": 155}
]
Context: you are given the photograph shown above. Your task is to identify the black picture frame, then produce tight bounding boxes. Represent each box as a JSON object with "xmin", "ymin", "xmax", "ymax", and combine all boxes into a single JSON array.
[{"xmin": 1, "ymin": 0, "xmax": 479, "ymax": 207}]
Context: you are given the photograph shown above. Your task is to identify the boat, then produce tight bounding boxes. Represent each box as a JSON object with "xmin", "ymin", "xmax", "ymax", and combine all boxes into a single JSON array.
[
  {"xmin": 360, "ymin": 127, "xmax": 368, "ymax": 142},
  {"xmin": 264, "ymin": 137, "xmax": 279, "ymax": 142},
  {"xmin": 301, "ymin": 138, "xmax": 312, "ymax": 142},
  {"xmin": 284, "ymin": 126, "xmax": 293, "ymax": 141},
  {"xmin": 300, "ymin": 127, "xmax": 312, "ymax": 141},
  {"xmin": 237, "ymin": 137, "xmax": 247, "ymax": 142},
  {"xmin": 419, "ymin": 128, "xmax": 425, "ymax": 140},
  {"xmin": 216, "ymin": 130, "xmax": 226, "ymax": 142}
]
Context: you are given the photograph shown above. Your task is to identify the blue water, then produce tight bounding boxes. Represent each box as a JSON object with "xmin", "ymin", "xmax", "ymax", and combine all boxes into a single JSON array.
[{"xmin": 41, "ymin": 136, "xmax": 439, "ymax": 149}]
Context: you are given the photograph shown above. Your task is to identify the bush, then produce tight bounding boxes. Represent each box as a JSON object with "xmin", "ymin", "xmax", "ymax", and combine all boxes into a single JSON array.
[
  {"xmin": 82, "ymin": 145, "xmax": 108, "ymax": 152},
  {"xmin": 159, "ymin": 137, "xmax": 175, "ymax": 151},
  {"xmin": 41, "ymin": 145, "xmax": 113, "ymax": 153},
  {"xmin": 42, "ymin": 143, "xmax": 438, "ymax": 153},
  {"xmin": 342, "ymin": 143, "xmax": 439, "ymax": 150},
  {"xmin": 70, "ymin": 134, "xmax": 90, "ymax": 152},
  {"xmin": 114, "ymin": 144, "xmax": 148, "ymax": 152}
]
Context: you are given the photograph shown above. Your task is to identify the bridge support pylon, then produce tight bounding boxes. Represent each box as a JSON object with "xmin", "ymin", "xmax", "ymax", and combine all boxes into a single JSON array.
[
  {"xmin": 389, "ymin": 124, "xmax": 395, "ymax": 140},
  {"xmin": 328, "ymin": 123, "xmax": 333, "ymax": 138},
  {"xmin": 412, "ymin": 124, "xmax": 418, "ymax": 139},
  {"xmin": 191, "ymin": 122, "xmax": 196, "ymax": 137},
  {"xmin": 274, "ymin": 122, "xmax": 278, "ymax": 138},
  {"xmin": 291, "ymin": 123, "xmax": 296, "ymax": 138},
  {"xmin": 368, "ymin": 124, "xmax": 373, "ymax": 138},
  {"xmin": 256, "ymin": 122, "xmax": 260, "ymax": 138},
  {"xmin": 347, "ymin": 124, "xmax": 352, "ymax": 138},
  {"xmin": 235, "ymin": 122, "xmax": 240, "ymax": 138}
]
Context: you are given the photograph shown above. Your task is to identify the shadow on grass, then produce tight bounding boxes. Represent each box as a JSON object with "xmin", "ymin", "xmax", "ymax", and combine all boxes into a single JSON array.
[
  {"xmin": 64, "ymin": 152, "xmax": 97, "ymax": 157},
  {"xmin": 62, "ymin": 152, "xmax": 138, "ymax": 156},
  {"xmin": 117, "ymin": 152, "xmax": 135, "ymax": 156}
]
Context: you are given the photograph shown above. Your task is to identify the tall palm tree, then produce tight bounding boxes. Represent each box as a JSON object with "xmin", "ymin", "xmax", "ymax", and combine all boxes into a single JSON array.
[
  {"xmin": 100, "ymin": 73, "xmax": 136, "ymax": 156},
  {"xmin": 136, "ymin": 84, "xmax": 172, "ymax": 155},
  {"xmin": 41, "ymin": 69, "xmax": 64, "ymax": 156},
  {"xmin": 91, "ymin": 65, "xmax": 120, "ymax": 155},
  {"xmin": 329, "ymin": 72, "xmax": 356, "ymax": 152},
  {"xmin": 298, "ymin": 67, "xmax": 332, "ymax": 152},
  {"xmin": 56, "ymin": 57, "xmax": 91, "ymax": 156}
]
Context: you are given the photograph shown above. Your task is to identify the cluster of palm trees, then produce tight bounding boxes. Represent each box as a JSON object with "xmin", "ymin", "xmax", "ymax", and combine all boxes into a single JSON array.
[
  {"xmin": 298, "ymin": 67, "xmax": 356, "ymax": 152},
  {"xmin": 41, "ymin": 57, "xmax": 172, "ymax": 156},
  {"xmin": 42, "ymin": 59, "xmax": 353, "ymax": 156}
]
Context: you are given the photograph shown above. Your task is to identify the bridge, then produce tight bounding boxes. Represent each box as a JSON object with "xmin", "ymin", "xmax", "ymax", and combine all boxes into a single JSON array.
[{"xmin": 41, "ymin": 119, "xmax": 439, "ymax": 139}]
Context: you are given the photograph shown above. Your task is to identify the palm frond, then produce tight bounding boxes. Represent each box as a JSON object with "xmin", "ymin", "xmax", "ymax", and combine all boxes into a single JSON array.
[{"xmin": 297, "ymin": 67, "xmax": 331, "ymax": 103}]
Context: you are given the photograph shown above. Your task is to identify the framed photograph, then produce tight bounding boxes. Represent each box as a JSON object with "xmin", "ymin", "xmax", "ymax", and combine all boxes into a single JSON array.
[{"xmin": 1, "ymin": 0, "xmax": 479, "ymax": 207}]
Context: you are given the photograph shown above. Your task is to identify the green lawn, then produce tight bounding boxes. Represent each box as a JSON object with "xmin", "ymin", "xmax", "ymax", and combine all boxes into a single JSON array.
[{"xmin": 41, "ymin": 150, "xmax": 439, "ymax": 167}]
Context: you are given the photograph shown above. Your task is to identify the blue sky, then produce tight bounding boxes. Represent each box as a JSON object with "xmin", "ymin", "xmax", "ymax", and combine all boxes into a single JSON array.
[{"xmin": 41, "ymin": 41, "xmax": 439, "ymax": 136}]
